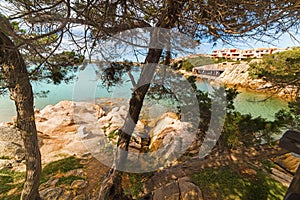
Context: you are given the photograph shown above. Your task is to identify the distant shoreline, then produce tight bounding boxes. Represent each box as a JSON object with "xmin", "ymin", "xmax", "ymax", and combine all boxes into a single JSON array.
[{"xmin": 178, "ymin": 63, "xmax": 296, "ymax": 102}]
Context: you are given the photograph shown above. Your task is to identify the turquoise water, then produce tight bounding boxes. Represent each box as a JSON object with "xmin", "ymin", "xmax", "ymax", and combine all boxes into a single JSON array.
[
  {"xmin": 0, "ymin": 65, "xmax": 139, "ymax": 122},
  {"xmin": 195, "ymin": 81, "xmax": 288, "ymax": 120},
  {"xmin": 0, "ymin": 65, "xmax": 288, "ymax": 122},
  {"xmin": 233, "ymin": 90, "xmax": 288, "ymax": 120}
]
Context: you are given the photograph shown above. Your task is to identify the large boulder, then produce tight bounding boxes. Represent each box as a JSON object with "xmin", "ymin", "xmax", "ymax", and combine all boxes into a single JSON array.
[
  {"xmin": 148, "ymin": 112, "xmax": 194, "ymax": 166},
  {"xmin": 178, "ymin": 177, "xmax": 204, "ymax": 200},
  {"xmin": 35, "ymin": 101, "xmax": 105, "ymax": 135},
  {"xmin": 39, "ymin": 187, "xmax": 65, "ymax": 200},
  {"xmin": 7, "ymin": 100, "xmax": 194, "ymax": 167},
  {"xmin": 151, "ymin": 177, "xmax": 203, "ymax": 200},
  {"xmin": 0, "ymin": 125, "xmax": 23, "ymax": 159},
  {"xmin": 98, "ymin": 105, "xmax": 128, "ymax": 135},
  {"xmin": 0, "ymin": 124, "xmax": 25, "ymax": 171},
  {"xmin": 98, "ymin": 105, "xmax": 145, "ymax": 144},
  {"xmin": 35, "ymin": 101, "xmax": 105, "ymax": 164}
]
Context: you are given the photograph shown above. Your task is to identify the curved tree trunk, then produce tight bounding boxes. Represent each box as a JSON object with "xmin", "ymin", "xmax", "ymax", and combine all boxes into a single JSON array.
[
  {"xmin": 98, "ymin": 47, "xmax": 163, "ymax": 200},
  {"xmin": 0, "ymin": 32, "xmax": 41, "ymax": 200},
  {"xmin": 98, "ymin": 1, "xmax": 184, "ymax": 199}
]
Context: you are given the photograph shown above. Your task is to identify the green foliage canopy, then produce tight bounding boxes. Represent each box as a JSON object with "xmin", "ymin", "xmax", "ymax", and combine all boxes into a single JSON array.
[
  {"xmin": 250, "ymin": 48, "xmax": 300, "ymax": 131},
  {"xmin": 249, "ymin": 48, "xmax": 300, "ymax": 92}
]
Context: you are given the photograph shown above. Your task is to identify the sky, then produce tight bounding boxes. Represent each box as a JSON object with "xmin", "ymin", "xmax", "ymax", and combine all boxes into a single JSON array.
[
  {"xmin": 90, "ymin": 30, "xmax": 300, "ymax": 63},
  {"xmin": 1, "ymin": 0, "xmax": 299, "ymax": 59},
  {"xmin": 109, "ymin": 30, "xmax": 300, "ymax": 62},
  {"xmin": 197, "ymin": 31, "xmax": 300, "ymax": 54}
]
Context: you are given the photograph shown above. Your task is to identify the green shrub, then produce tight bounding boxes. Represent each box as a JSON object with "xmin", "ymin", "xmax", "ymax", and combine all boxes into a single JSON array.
[
  {"xmin": 41, "ymin": 156, "xmax": 83, "ymax": 183},
  {"xmin": 191, "ymin": 166, "xmax": 287, "ymax": 200},
  {"xmin": 124, "ymin": 173, "xmax": 153, "ymax": 199},
  {"xmin": 108, "ymin": 129, "xmax": 119, "ymax": 140},
  {"xmin": 0, "ymin": 155, "xmax": 10, "ymax": 159},
  {"xmin": 0, "ymin": 169, "xmax": 24, "ymax": 199},
  {"xmin": 181, "ymin": 60, "xmax": 194, "ymax": 71},
  {"xmin": 57, "ymin": 175, "xmax": 85, "ymax": 186}
]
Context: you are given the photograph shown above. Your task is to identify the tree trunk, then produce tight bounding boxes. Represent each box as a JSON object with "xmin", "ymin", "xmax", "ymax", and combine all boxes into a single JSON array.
[
  {"xmin": 0, "ymin": 32, "xmax": 41, "ymax": 200},
  {"xmin": 98, "ymin": 2, "xmax": 184, "ymax": 198},
  {"xmin": 98, "ymin": 46, "xmax": 163, "ymax": 199}
]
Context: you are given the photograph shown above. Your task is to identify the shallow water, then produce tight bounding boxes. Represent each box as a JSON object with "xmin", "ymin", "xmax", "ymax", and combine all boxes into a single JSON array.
[
  {"xmin": 233, "ymin": 89, "xmax": 288, "ymax": 120},
  {"xmin": 0, "ymin": 65, "xmax": 288, "ymax": 122}
]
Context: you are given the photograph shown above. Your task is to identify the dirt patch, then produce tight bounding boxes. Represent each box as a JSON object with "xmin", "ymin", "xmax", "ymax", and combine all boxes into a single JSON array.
[{"xmin": 81, "ymin": 156, "xmax": 110, "ymax": 196}]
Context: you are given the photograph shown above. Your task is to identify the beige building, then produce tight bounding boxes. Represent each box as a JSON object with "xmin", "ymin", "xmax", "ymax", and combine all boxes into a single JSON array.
[{"xmin": 211, "ymin": 47, "xmax": 286, "ymax": 60}]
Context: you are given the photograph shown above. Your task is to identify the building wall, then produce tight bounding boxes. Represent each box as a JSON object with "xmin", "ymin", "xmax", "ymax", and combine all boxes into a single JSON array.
[{"xmin": 211, "ymin": 47, "xmax": 286, "ymax": 60}]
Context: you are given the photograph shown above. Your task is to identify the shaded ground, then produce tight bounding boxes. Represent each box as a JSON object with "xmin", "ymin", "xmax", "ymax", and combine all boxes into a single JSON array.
[
  {"xmin": 80, "ymin": 155, "xmax": 110, "ymax": 197},
  {"xmin": 0, "ymin": 154, "xmax": 294, "ymax": 200},
  {"xmin": 191, "ymin": 165, "xmax": 287, "ymax": 200}
]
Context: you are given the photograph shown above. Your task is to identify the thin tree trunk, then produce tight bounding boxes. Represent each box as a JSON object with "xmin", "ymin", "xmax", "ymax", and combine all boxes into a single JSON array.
[
  {"xmin": 98, "ymin": 47, "xmax": 163, "ymax": 200},
  {"xmin": 0, "ymin": 32, "xmax": 41, "ymax": 200},
  {"xmin": 98, "ymin": 1, "xmax": 184, "ymax": 198}
]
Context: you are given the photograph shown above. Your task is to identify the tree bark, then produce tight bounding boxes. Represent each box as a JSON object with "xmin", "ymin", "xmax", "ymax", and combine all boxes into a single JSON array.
[
  {"xmin": 98, "ymin": 1, "xmax": 185, "ymax": 198},
  {"xmin": 0, "ymin": 32, "xmax": 41, "ymax": 200},
  {"xmin": 98, "ymin": 46, "xmax": 163, "ymax": 200}
]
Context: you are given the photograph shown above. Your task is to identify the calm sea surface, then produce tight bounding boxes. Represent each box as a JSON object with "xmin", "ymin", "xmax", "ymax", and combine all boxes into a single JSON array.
[{"xmin": 0, "ymin": 65, "xmax": 288, "ymax": 122}]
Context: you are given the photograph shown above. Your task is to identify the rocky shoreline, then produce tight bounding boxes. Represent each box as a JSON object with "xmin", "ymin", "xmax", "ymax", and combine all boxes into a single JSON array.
[
  {"xmin": 214, "ymin": 61, "xmax": 298, "ymax": 101},
  {"xmin": 0, "ymin": 101, "xmax": 203, "ymax": 199},
  {"xmin": 1, "ymin": 100, "xmax": 300, "ymax": 199},
  {"xmin": 179, "ymin": 61, "xmax": 298, "ymax": 101},
  {"xmin": 0, "ymin": 100, "xmax": 193, "ymax": 167}
]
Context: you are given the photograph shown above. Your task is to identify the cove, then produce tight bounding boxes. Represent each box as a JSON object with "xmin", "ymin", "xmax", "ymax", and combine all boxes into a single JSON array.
[{"xmin": 0, "ymin": 65, "xmax": 288, "ymax": 122}]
